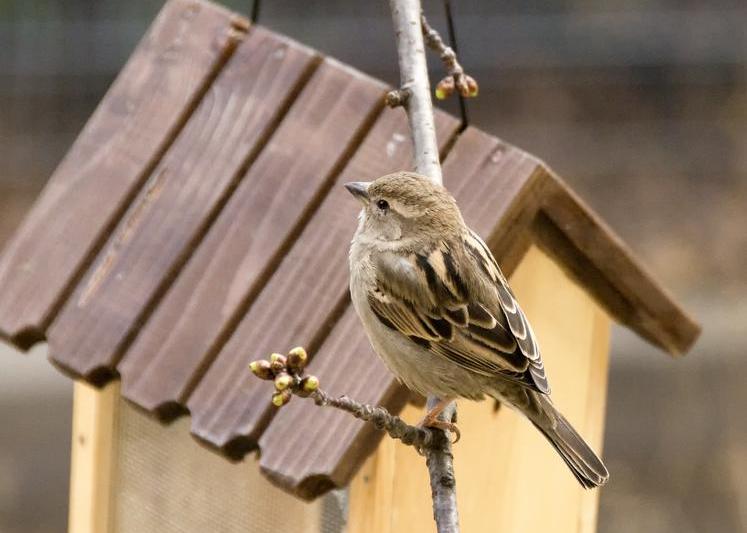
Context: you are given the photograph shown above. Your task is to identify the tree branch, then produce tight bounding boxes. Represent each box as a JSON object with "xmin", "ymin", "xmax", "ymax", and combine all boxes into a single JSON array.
[
  {"xmin": 311, "ymin": 389, "xmax": 434, "ymax": 449},
  {"xmin": 425, "ymin": 397, "xmax": 459, "ymax": 529},
  {"xmin": 387, "ymin": 0, "xmax": 442, "ymax": 185},
  {"xmin": 386, "ymin": 1, "xmax": 460, "ymax": 531}
]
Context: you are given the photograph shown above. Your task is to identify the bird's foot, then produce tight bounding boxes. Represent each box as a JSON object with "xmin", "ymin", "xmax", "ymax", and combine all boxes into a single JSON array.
[
  {"xmin": 413, "ymin": 398, "xmax": 460, "ymax": 454},
  {"xmin": 420, "ymin": 416, "xmax": 461, "ymax": 444}
]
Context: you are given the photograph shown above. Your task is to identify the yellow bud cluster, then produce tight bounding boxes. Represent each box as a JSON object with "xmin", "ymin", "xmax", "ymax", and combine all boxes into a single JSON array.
[{"xmin": 247, "ymin": 346, "xmax": 320, "ymax": 408}]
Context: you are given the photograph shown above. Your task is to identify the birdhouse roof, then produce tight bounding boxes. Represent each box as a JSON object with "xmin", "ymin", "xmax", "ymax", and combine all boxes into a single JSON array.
[{"xmin": 0, "ymin": 0, "xmax": 698, "ymax": 500}]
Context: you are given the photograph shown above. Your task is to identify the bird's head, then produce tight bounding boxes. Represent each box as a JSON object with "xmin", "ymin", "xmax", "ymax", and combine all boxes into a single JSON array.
[{"xmin": 344, "ymin": 171, "xmax": 464, "ymax": 245}]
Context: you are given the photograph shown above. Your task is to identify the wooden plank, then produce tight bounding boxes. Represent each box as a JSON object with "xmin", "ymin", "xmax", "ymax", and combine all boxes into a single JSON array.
[
  {"xmin": 46, "ymin": 27, "xmax": 318, "ymax": 382},
  {"xmin": 257, "ymin": 128, "xmax": 542, "ymax": 494},
  {"xmin": 346, "ymin": 419, "xmax": 398, "ymax": 533},
  {"xmin": 68, "ymin": 380, "xmax": 120, "ymax": 533},
  {"xmin": 0, "ymin": 0, "xmax": 245, "ymax": 349},
  {"xmin": 187, "ymin": 109, "xmax": 461, "ymax": 458},
  {"xmin": 346, "ymin": 246, "xmax": 611, "ymax": 533},
  {"xmin": 534, "ymin": 170, "xmax": 700, "ymax": 355},
  {"xmin": 579, "ymin": 307, "xmax": 611, "ymax": 533},
  {"xmin": 118, "ymin": 58, "xmax": 386, "ymax": 417}
]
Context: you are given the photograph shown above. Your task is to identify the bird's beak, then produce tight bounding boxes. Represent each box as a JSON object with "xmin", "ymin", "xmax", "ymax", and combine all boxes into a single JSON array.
[{"xmin": 344, "ymin": 181, "xmax": 371, "ymax": 205}]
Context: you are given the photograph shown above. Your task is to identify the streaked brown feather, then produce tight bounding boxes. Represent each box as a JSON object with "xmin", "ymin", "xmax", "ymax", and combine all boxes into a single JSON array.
[{"xmin": 369, "ymin": 237, "xmax": 551, "ymax": 394}]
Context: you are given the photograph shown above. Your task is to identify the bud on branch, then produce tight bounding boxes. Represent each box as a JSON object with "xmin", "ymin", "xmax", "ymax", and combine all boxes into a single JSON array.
[{"xmin": 248, "ymin": 346, "xmax": 436, "ymax": 451}]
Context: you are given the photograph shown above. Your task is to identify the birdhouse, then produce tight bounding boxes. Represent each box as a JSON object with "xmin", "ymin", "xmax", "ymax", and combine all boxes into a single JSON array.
[{"xmin": 0, "ymin": 1, "xmax": 699, "ymax": 532}]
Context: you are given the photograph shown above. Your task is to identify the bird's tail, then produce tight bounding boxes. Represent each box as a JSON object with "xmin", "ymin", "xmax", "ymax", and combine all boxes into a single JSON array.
[{"xmin": 530, "ymin": 394, "xmax": 609, "ymax": 489}]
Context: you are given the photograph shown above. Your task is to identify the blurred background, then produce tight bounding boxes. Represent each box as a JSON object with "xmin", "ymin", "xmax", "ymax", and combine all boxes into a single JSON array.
[{"xmin": 0, "ymin": 1, "xmax": 744, "ymax": 532}]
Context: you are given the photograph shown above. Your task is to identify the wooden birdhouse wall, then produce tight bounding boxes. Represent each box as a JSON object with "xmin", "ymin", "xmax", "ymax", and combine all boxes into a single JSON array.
[{"xmin": 69, "ymin": 381, "xmax": 343, "ymax": 533}]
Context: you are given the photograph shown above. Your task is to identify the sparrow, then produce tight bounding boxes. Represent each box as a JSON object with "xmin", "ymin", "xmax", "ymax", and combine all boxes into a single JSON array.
[{"xmin": 345, "ymin": 171, "xmax": 609, "ymax": 488}]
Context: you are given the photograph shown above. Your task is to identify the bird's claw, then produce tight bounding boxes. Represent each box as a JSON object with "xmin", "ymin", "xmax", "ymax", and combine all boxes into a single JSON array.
[
  {"xmin": 417, "ymin": 415, "xmax": 461, "ymax": 447},
  {"xmin": 423, "ymin": 418, "xmax": 461, "ymax": 444}
]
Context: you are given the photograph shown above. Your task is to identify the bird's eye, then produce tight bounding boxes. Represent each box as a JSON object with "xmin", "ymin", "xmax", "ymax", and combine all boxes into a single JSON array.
[{"xmin": 376, "ymin": 199, "xmax": 389, "ymax": 211}]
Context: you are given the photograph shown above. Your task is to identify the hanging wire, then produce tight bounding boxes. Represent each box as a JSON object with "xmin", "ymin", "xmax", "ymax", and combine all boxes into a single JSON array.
[
  {"xmin": 443, "ymin": 0, "xmax": 470, "ymax": 131},
  {"xmin": 250, "ymin": 0, "xmax": 261, "ymax": 23}
]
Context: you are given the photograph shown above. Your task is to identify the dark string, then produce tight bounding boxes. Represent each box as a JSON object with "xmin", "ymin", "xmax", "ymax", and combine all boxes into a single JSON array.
[
  {"xmin": 250, "ymin": 0, "xmax": 261, "ymax": 23},
  {"xmin": 444, "ymin": 0, "xmax": 470, "ymax": 131}
]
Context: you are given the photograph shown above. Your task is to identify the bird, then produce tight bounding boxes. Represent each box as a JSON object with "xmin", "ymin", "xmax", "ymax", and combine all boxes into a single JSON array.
[{"xmin": 344, "ymin": 171, "xmax": 609, "ymax": 489}]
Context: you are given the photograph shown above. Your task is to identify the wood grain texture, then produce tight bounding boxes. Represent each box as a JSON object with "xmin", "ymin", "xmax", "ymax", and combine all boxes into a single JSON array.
[
  {"xmin": 257, "ymin": 128, "xmax": 541, "ymax": 495},
  {"xmin": 46, "ymin": 27, "xmax": 318, "ymax": 382},
  {"xmin": 68, "ymin": 380, "xmax": 120, "ymax": 533},
  {"xmin": 442, "ymin": 128, "xmax": 546, "ymax": 276},
  {"xmin": 346, "ymin": 246, "xmax": 611, "ymax": 533},
  {"xmin": 533, "ymin": 171, "xmax": 700, "ymax": 355},
  {"xmin": 0, "ymin": 0, "xmax": 243, "ymax": 348},
  {"xmin": 579, "ymin": 306, "xmax": 611, "ymax": 533},
  {"xmin": 118, "ymin": 58, "xmax": 386, "ymax": 417},
  {"xmin": 186, "ymin": 109, "xmax": 461, "ymax": 458}
]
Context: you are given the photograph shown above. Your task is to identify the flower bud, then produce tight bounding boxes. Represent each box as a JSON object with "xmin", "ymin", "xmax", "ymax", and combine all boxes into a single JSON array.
[
  {"xmin": 301, "ymin": 375, "xmax": 320, "ymax": 393},
  {"xmin": 270, "ymin": 353, "xmax": 287, "ymax": 373},
  {"xmin": 248, "ymin": 360, "xmax": 273, "ymax": 380},
  {"xmin": 287, "ymin": 346, "xmax": 308, "ymax": 373},
  {"xmin": 465, "ymin": 75, "xmax": 479, "ymax": 97},
  {"xmin": 435, "ymin": 76, "xmax": 455, "ymax": 100},
  {"xmin": 274, "ymin": 372, "xmax": 292, "ymax": 391},
  {"xmin": 271, "ymin": 389, "xmax": 292, "ymax": 407}
]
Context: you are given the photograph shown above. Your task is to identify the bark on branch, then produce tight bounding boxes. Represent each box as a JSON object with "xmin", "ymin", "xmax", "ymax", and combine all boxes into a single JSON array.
[
  {"xmin": 385, "ymin": 1, "xmax": 461, "ymax": 531},
  {"xmin": 387, "ymin": 0, "xmax": 442, "ymax": 185},
  {"xmin": 311, "ymin": 389, "xmax": 434, "ymax": 449}
]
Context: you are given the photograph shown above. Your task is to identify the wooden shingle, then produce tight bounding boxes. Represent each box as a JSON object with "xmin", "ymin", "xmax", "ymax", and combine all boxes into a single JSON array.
[
  {"xmin": 0, "ymin": 0, "xmax": 244, "ymax": 349},
  {"xmin": 48, "ymin": 25, "xmax": 318, "ymax": 382},
  {"xmin": 0, "ymin": 0, "xmax": 699, "ymax": 500},
  {"xmin": 118, "ymin": 56, "xmax": 386, "ymax": 419}
]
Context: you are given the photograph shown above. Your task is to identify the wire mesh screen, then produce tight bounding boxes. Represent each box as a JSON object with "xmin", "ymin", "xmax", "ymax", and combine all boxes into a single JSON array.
[{"xmin": 112, "ymin": 398, "xmax": 347, "ymax": 533}]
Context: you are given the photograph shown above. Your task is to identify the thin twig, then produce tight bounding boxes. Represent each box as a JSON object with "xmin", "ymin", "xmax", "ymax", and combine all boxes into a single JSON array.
[
  {"xmin": 311, "ymin": 389, "xmax": 434, "ymax": 449},
  {"xmin": 421, "ymin": 14, "xmax": 464, "ymax": 81},
  {"xmin": 421, "ymin": 12, "xmax": 478, "ymax": 103},
  {"xmin": 248, "ymin": 350, "xmax": 434, "ymax": 451}
]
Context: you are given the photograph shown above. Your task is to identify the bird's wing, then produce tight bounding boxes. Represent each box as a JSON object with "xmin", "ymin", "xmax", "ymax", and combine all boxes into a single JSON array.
[{"xmin": 368, "ymin": 232, "xmax": 550, "ymax": 394}]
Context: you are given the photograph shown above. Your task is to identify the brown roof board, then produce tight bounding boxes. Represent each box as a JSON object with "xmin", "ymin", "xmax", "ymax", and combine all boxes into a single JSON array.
[{"xmin": 0, "ymin": 0, "xmax": 699, "ymax": 500}]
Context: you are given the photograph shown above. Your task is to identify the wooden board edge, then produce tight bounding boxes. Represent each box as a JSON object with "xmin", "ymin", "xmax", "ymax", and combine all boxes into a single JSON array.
[
  {"xmin": 578, "ymin": 307, "xmax": 611, "ymax": 533},
  {"xmin": 534, "ymin": 168, "xmax": 700, "ymax": 355},
  {"xmin": 68, "ymin": 380, "xmax": 120, "ymax": 533}
]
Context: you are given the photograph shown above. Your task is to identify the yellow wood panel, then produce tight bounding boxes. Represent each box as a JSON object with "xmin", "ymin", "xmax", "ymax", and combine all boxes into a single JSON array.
[
  {"xmin": 68, "ymin": 380, "xmax": 120, "ymax": 533},
  {"xmin": 348, "ymin": 245, "xmax": 611, "ymax": 533},
  {"xmin": 578, "ymin": 308, "xmax": 611, "ymax": 533}
]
